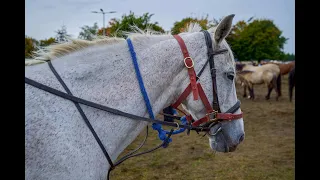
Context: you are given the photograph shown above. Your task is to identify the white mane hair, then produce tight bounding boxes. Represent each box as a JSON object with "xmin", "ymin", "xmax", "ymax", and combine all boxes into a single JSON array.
[
  {"xmin": 179, "ymin": 22, "xmax": 203, "ymax": 34},
  {"xmin": 26, "ymin": 23, "xmax": 234, "ymax": 66},
  {"xmin": 29, "ymin": 36, "xmax": 125, "ymax": 63}
]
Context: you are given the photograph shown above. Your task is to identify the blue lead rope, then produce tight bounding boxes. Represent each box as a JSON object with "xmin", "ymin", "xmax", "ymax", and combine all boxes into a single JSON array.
[{"xmin": 126, "ymin": 38, "xmax": 173, "ymax": 147}]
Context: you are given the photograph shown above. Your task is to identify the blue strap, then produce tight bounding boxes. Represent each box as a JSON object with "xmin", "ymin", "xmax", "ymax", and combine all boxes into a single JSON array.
[
  {"xmin": 126, "ymin": 38, "xmax": 172, "ymax": 147},
  {"xmin": 127, "ymin": 39, "xmax": 155, "ymax": 119},
  {"xmin": 172, "ymin": 108, "xmax": 178, "ymax": 115}
]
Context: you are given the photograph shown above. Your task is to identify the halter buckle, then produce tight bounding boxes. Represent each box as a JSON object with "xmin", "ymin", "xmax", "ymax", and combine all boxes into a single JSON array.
[
  {"xmin": 184, "ymin": 57, "xmax": 194, "ymax": 69},
  {"xmin": 206, "ymin": 110, "xmax": 218, "ymax": 122},
  {"xmin": 173, "ymin": 122, "xmax": 180, "ymax": 130}
]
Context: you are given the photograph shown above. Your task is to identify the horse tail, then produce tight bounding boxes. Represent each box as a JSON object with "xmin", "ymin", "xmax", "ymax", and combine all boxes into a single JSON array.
[
  {"xmin": 271, "ymin": 73, "xmax": 277, "ymax": 90},
  {"xmin": 288, "ymin": 67, "xmax": 295, "ymax": 102},
  {"xmin": 276, "ymin": 73, "xmax": 282, "ymax": 96}
]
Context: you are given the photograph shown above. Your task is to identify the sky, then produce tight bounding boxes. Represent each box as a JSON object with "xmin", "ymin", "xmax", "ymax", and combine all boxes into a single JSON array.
[{"xmin": 25, "ymin": 0, "xmax": 295, "ymax": 54}]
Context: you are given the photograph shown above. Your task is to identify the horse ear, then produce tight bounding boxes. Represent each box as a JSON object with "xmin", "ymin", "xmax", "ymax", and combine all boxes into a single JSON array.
[{"xmin": 214, "ymin": 14, "xmax": 235, "ymax": 44}]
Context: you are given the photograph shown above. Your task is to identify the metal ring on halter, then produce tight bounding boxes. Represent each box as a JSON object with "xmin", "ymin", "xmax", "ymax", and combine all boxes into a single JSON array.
[
  {"xmin": 206, "ymin": 122, "xmax": 222, "ymax": 136},
  {"xmin": 184, "ymin": 57, "xmax": 194, "ymax": 68},
  {"xmin": 173, "ymin": 122, "xmax": 180, "ymax": 130},
  {"xmin": 209, "ymin": 126, "xmax": 222, "ymax": 136},
  {"xmin": 206, "ymin": 110, "xmax": 218, "ymax": 122}
]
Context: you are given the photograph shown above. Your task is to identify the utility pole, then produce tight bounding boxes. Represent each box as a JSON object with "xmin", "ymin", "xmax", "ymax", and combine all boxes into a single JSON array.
[{"xmin": 91, "ymin": 9, "xmax": 116, "ymax": 36}]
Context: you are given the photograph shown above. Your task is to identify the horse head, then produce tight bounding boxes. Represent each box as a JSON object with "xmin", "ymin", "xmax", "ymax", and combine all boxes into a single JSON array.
[{"xmin": 177, "ymin": 14, "xmax": 245, "ymax": 152}]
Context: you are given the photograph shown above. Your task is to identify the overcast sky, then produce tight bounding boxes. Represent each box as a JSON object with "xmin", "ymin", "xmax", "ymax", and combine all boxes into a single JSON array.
[{"xmin": 26, "ymin": 0, "xmax": 294, "ymax": 54}]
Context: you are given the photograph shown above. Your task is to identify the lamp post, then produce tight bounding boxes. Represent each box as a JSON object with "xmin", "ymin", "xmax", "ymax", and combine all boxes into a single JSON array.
[{"xmin": 91, "ymin": 9, "xmax": 116, "ymax": 36}]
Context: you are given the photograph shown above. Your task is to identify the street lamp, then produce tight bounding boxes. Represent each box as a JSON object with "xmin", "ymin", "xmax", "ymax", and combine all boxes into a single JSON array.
[{"xmin": 91, "ymin": 9, "xmax": 116, "ymax": 36}]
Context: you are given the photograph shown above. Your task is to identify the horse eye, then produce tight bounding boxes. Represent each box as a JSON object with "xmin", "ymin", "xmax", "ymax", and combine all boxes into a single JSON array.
[{"xmin": 226, "ymin": 72, "xmax": 234, "ymax": 80}]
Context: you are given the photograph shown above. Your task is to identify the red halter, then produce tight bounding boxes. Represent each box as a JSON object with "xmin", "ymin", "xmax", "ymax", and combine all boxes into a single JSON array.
[{"xmin": 171, "ymin": 35, "xmax": 243, "ymax": 126}]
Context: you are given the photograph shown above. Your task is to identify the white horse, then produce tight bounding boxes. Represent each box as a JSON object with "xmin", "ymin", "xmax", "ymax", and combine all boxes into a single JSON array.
[{"xmin": 25, "ymin": 14, "xmax": 245, "ymax": 180}]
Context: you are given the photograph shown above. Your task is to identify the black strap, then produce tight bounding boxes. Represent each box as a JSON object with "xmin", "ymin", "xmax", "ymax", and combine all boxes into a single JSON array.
[
  {"xmin": 196, "ymin": 49, "xmax": 229, "ymax": 79},
  {"xmin": 39, "ymin": 62, "xmax": 178, "ymax": 180},
  {"xmin": 159, "ymin": 112, "xmax": 182, "ymax": 120},
  {"xmin": 225, "ymin": 100, "xmax": 241, "ymax": 114},
  {"xmin": 107, "ymin": 129, "xmax": 174, "ymax": 180},
  {"xmin": 201, "ymin": 30, "xmax": 221, "ymax": 112},
  {"xmin": 47, "ymin": 61, "xmax": 115, "ymax": 168},
  {"xmin": 25, "ymin": 77, "xmax": 207, "ymax": 131}
]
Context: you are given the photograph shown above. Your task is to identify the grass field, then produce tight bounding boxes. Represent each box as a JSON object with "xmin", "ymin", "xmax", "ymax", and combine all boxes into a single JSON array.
[{"xmin": 110, "ymin": 74, "xmax": 295, "ymax": 180}]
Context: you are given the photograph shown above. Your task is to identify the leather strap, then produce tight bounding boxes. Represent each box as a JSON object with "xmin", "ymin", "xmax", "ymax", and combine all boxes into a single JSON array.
[
  {"xmin": 171, "ymin": 83, "xmax": 192, "ymax": 109},
  {"xmin": 170, "ymin": 31, "xmax": 243, "ymax": 128},
  {"xmin": 192, "ymin": 117, "xmax": 210, "ymax": 126},
  {"xmin": 217, "ymin": 112, "xmax": 243, "ymax": 120},
  {"xmin": 197, "ymin": 83, "xmax": 214, "ymax": 113},
  {"xmin": 192, "ymin": 112, "xmax": 243, "ymax": 126},
  {"xmin": 202, "ymin": 30, "xmax": 220, "ymax": 112},
  {"xmin": 173, "ymin": 35, "xmax": 199, "ymax": 100}
]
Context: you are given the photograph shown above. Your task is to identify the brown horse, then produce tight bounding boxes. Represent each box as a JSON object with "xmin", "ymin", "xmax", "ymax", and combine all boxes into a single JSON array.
[
  {"xmin": 288, "ymin": 65, "xmax": 295, "ymax": 102},
  {"xmin": 236, "ymin": 64, "xmax": 281, "ymax": 100},
  {"xmin": 261, "ymin": 61, "xmax": 295, "ymax": 75}
]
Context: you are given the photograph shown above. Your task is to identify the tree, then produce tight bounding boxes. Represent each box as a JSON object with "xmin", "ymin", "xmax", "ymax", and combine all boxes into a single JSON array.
[
  {"xmin": 171, "ymin": 15, "xmax": 215, "ymax": 34},
  {"xmin": 97, "ymin": 27, "xmax": 111, "ymax": 36},
  {"xmin": 55, "ymin": 25, "xmax": 70, "ymax": 42},
  {"xmin": 98, "ymin": 11, "xmax": 165, "ymax": 38},
  {"xmin": 227, "ymin": 20, "xmax": 248, "ymax": 39},
  {"xmin": 226, "ymin": 20, "xmax": 249, "ymax": 60},
  {"xmin": 225, "ymin": 16, "xmax": 254, "ymax": 42},
  {"xmin": 282, "ymin": 53, "xmax": 295, "ymax": 60},
  {"xmin": 39, "ymin": 37, "xmax": 56, "ymax": 47},
  {"xmin": 78, "ymin": 22, "xmax": 99, "ymax": 40},
  {"xmin": 25, "ymin": 36, "xmax": 39, "ymax": 58},
  {"xmin": 226, "ymin": 19, "xmax": 288, "ymax": 61}
]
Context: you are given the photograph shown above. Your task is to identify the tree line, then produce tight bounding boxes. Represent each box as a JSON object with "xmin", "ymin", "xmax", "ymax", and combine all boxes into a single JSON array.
[{"xmin": 25, "ymin": 11, "xmax": 294, "ymax": 61}]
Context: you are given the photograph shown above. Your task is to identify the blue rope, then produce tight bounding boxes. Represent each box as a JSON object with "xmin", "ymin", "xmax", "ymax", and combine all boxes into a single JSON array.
[
  {"xmin": 163, "ymin": 116, "xmax": 187, "ymax": 135},
  {"xmin": 126, "ymin": 38, "xmax": 173, "ymax": 147},
  {"xmin": 127, "ymin": 38, "xmax": 155, "ymax": 119}
]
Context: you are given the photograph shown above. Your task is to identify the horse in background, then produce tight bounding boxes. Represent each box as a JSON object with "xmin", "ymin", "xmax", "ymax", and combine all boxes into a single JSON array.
[
  {"xmin": 288, "ymin": 66, "xmax": 295, "ymax": 102},
  {"xmin": 236, "ymin": 64, "xmax": 281, "ymax": 100},
  {"xmin": 261, "ymin": 61, "xmax": 295, "ymax": 76},
  {"xmin": 235, "ymin": 63, "xmax": 246, "ymax": 72},
  {"xmin": 278, "ymin": 61, "xmax": 295, "ymax": 76},
  {"xmin": 235, "ymin": 63, "xmax": 256, "ymax": 97},
  {"xmin": 235, "ymin": 61, "xmax": 258, "ymax": 72}
]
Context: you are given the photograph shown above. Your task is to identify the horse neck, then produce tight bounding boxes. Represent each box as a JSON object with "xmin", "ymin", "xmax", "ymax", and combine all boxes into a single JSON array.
[
  {"xmin": 241, "ymin": 73, "xmax": 251, "ymax": 79},
  {"xmin": 43, "ymin": 34, "xmax": 201, "ymax": 165}
]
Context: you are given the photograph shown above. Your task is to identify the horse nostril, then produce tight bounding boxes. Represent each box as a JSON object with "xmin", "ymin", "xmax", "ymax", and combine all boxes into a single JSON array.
[{"xmin": 239, "ymin": 134, "xmax": 245, "ymax": 143}]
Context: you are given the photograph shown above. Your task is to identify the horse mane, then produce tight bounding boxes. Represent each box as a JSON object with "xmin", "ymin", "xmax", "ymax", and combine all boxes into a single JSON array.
[
  {"xmin": 30, "ymin": 37, "xmax": 125, "ymax": 62},
  {"xmin": 235, "ymin": 63, "xmax": 246, "ymax": 71},
  {"xmin": 26, "ymin": 22, "xmax": 234, "ymax": 66},
  {"xmin": 237, "ymin": 70, "xmax": 254, "ymax": 75}
]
